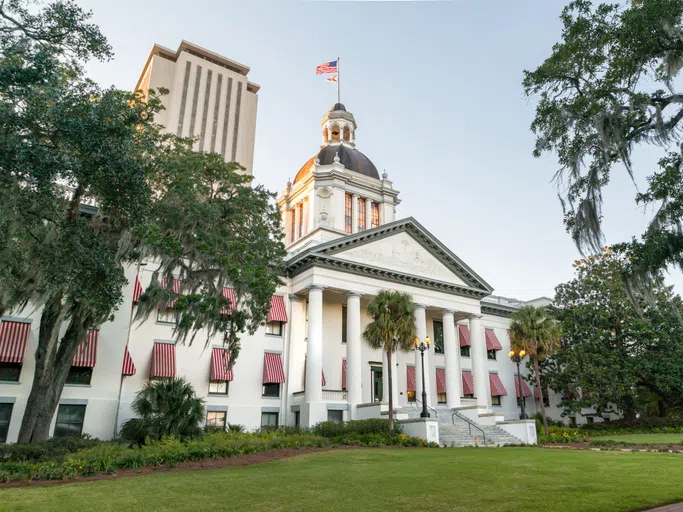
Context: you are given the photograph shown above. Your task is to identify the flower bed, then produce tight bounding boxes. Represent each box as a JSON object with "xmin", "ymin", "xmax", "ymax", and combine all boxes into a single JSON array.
[{"xmin": 538, "ymin": 426, "xmax": 589, "ymax": 444}]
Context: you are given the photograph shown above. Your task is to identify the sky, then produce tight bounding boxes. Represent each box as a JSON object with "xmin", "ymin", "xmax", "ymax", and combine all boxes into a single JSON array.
[{"xmin": 77, "ymin": 0, "xmax": 683, "ymax": 300}]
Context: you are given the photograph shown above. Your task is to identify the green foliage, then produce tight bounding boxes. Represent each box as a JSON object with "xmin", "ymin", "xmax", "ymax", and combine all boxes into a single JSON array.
[
  {"xmin": 0, "ymin": 435, "xmax": 99, "ymax": 463},
  {"xmin": 523, "ymin": 0, "xmax": 683, "ymax": 285},
  {"xmin": 547, "ymin": 250, "xmax": 683, "ymax": 419},
  {"xmin": 579, "ymin": 417, "xmax": 683, "ymax": 435},
  {"xmin": 312, "ymin": 419, "xmax": 402, "ymax": 438},
  {"xmin": 119, "ymin": 378, "xmax": 205, "ymax": 444},
  {"xmin": 537, "ymin": 426, "xmax": 588, "ymax": 444}
]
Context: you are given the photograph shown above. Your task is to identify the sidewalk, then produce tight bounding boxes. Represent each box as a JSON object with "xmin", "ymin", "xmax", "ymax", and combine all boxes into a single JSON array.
[{"xmin": 643, "ymin": 503, "xmax": 683, "ymax": 512}]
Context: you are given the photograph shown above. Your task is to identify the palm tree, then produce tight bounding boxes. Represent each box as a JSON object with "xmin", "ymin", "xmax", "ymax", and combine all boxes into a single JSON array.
[
  {"xmin": 363, "ymin": 291, "xmax": 417, "ymax": 436},
  {"xmin": 120, "ymin": 377, "xmax": 205, "ymax": 444},
  {"xmin": 509, "ymin": 305, "xmax": 561, "ymax": 437}
]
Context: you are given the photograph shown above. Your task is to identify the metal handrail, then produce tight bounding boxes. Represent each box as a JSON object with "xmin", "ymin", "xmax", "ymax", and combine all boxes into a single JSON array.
[
  {"xmin": 411, "ymin": 398, "xmax": 438, "ymax": 418},
  {"xmin": 452, "ymin": 410, "xmax": 486, "ymax": 446}
]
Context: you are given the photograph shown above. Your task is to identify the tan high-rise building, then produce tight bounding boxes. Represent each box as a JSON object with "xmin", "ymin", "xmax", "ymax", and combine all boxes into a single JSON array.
[{"xmin": 135, "ymin": 40, "xmax": 260, "ymax": 175}]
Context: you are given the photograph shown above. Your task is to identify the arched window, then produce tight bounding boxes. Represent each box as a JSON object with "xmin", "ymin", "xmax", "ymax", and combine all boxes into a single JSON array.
[
  {"xmin": 343, "ymin": 126, "xmax": 351, "ymax": 141},
  {"xmin": 322, "ymin": 127, "xmax": 329, "ymax": 142},
  {"xmin": 330, "ymin": 125, "xmax": 341, "ymax": 141}
]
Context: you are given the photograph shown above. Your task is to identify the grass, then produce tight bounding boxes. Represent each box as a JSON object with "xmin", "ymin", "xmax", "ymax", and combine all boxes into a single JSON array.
[
  {"xmin": 1, "ymin": 448, "xmax": 682, "ymax": 512},
  {"xmin": 594, "ymin": 433, "xmax": 683, "ymax": 445}
]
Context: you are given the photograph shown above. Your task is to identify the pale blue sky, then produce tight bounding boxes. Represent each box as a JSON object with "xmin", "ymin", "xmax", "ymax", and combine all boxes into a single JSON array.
[{"xmin": 78, "ymin": 0, "xmax": 681, "ymax": 299}]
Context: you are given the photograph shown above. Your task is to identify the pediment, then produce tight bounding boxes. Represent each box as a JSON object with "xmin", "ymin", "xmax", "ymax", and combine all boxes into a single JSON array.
[{"xmin": 288, "ymin": 218, "xmax": 493, "ymax": 294}]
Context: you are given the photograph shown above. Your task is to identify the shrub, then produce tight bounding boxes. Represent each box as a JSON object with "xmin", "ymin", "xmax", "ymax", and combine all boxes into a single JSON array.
[
  {"xmin": 580, "ymin": 417, "xmax": 683, "ymax": 435},
  {"xmin": 119, "ymin": 378, "xmax": 205, "ymax": 444},
  {"xmin": 538, "ymin": 426, "xmax": 588, "ymax": 444},
  {"xmin": 312, "ymin": 419, "xmax": 402, "ymax": 438},
  {"xmin": 227, "ymin": 424, "xmax": 245, "ymax": 433},
  {"xmin": 0, "ymin": 435, "xmax": 100, "ymax": 463}
]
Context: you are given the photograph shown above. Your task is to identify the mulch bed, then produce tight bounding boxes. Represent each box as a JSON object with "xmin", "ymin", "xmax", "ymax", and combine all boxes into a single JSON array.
[
  {"xmin": 0, "ymin": 446, "xmax": 355, "ymax": 489},
  {"xmin": 543, "ymin": 443, "xmax": 683, "ymax": 453}
]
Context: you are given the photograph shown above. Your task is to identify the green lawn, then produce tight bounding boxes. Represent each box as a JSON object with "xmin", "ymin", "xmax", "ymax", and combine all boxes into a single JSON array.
[
  {"xmin": 1, "ymin": 448, "xmax": 682, "ymax": 512},
  {"xmin": 595, "ymin": 433, "xmax": 683, "ymax": 445}
]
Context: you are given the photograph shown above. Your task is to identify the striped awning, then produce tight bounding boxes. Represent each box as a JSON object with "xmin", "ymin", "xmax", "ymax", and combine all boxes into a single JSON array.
[
  {"xmin": 489, "ymin": 373, "xmax": 507, "ymax": 397},
  {"xmin": 436, "ymin": 368, "xmax": 446, "ymax": 394},
  {"xmin": 150, "ymin": 342, "xmax": 176, "ymax": 378},
  {"xmin": 122, "ymin": 347, "xmax": 136, "ymax": 376},
  {"xmin": 407, "ymin": 365, "xmax": 416, "ymax": 392},
  {"xmin": 263, "ymin": 352, "xmax": 286, "ymax": 384},
  {"xmin": 161, "ymin": 278, "xmax": 181, "ymax": 307},
  {"xmin": 210, "ymin": 348, "xmax": 234, "ymax": 381},
  {"xmin": 462, "ymin": 370, "xmax": 474, "ymax": 396},
  {"xmin": 132, "ymin": 275, "xmax": 143, "ymax": 304},
  {"xmin": 266, "ymin": 295, "xmax": 288, "ymax": 323},
  {"xmin": 0, "ymin": 320, "xmax": 30, "ymax": 364},
  {"xmin": 72, "ymin": 329, "xmax": 98, "ymax": 368},
  {"xmin": 485, "ymin": 329, "xmax": 503, "ymax": 351},
  {"xmin": 342, "ymin": 359, "xmax": 347, "ymax": 390},
  {"xmin": 514, "ymin": 375, "xmax": 532, "ymax": 398},
  {"xmin": 221, "ymin": 287, "xmax": 236, "ymax": 315},
  {"xmin": 458, "ymin": 325, "xmax": 471, "ymax": 347}
]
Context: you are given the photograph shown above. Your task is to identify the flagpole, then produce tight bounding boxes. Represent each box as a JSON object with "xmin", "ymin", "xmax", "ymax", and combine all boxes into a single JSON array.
[{"xmin": 337, "ymin": 56, "xmax": 340, "ymax": 104}]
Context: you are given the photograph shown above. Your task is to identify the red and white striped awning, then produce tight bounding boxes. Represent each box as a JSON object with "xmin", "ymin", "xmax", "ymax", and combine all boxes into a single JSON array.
[
  {"xmin": 436, "ymin": 368, "xmax": 447, "ymax": 394},
  {"xmin": 485, "ymin": 329, "xmax": 503, "ymax": 351},
  {"xmin": 489, "ymin": 373, "xmax": 507, "ymax": 397},
  {"xmin": 462, "ymin": 370, "xmax": 474, "ymax": 396},
  {"xmin": 72, "ymin": 329, "xmax": 98, "ymax": 368},
  {"xmin": 342, "ymin": 359, "xmax": 347, "ymax": 390},
  {"xmin": 161, "ymin": 278, "xmax": 181, "ymax": 307},
  {"xmin": 150, "ymin": 342, "xmax": 176, "ymax": 378},
  {"xmin": 514, "ymin": 375, "xmax": 532, "ymax": 398},
  {"xmin": 458, "ymin": 325, "xmax": 471, "ymax": 347},
  {"xmin": 263, "ymin": 352, "xmax": 286, "ymax": 384},
  {"xmin": 221, "ymin": 287, "xmax": 236, "ymax": 315},
  {"xmin": 407, "ymin": 365, "xmax": 416, "ymax": 392},
  {"xmin": 122, "ymin": 346, "xmax": 136, "ymax": 376},
  {"xmin": 266, "ymin": 295, "xmax": 288, "ymax": 323},
  {"xmin": 133, "ymin": 275, "xmax": 143, "ymax": 304},
  {"xmin": 0, "ymin": 320, "xmax": 30, "ymax": 364},
  {"xmin": 210, "ymin": 348, "xmax": 234, "ymax": 381}
]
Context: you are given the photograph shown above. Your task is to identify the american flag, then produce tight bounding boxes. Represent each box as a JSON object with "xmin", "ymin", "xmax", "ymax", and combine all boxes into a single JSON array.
[{"xmin": 316, "ymin": 60, "xmax": 338, "ymax": 75}]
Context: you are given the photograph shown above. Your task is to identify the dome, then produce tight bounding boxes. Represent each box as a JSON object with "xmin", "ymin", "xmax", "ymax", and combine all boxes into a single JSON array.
[
  {"xmin": 294, "ymin": 145, "xmax": 380, "ymax": 183},
  {"xmin": 332, "ymin": 103, "xmax": 346, "ymax": 111}
]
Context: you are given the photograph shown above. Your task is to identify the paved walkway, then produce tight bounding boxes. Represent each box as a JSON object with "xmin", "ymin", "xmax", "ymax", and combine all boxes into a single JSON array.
[{"xmin": 643, "ymin": 503, "xmax": 683, "ymax": 512}]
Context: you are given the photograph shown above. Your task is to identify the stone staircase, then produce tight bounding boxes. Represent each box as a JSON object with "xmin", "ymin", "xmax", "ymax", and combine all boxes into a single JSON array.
[{"xmin": 400, "ymin": 406, "xmax": 522, "ymax": 447}]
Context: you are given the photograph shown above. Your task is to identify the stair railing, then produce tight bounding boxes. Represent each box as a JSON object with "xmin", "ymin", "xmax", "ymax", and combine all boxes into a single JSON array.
[
  {"xmin": 410, "ymin": 397, "xmax": 437, "ymax": 418},
  {"xmin": 452, "ymin": 410, "xmax": 486, "ymax": 446}
]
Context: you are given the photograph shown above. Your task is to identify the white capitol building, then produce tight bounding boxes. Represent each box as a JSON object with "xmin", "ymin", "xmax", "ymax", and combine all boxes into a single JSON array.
[{"xmin": 0, "ymin": 42, "xmax": 612, "ymax": 446}]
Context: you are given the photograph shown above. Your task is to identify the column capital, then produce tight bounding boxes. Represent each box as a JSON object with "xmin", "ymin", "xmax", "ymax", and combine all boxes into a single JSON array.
[
  {"xmin": 442, "ymin": 309, "xmax": 456, "ymax": 316},
  {"xmin": 307, "ymin": 284, "xmax": 324, "ymax": 292},
  {"xmin": 468, "ymin": 313, "xmax": 483, "ymax": 321},
  {"xmin": 288, "ymin": 293, "xmax": 305, "ymax": 302},
  {"xmin": 344, "ymin": 290, "xmax": 362, "ymax": 299},
  {"xmin": 352, "ymin": 193, "xmax": 360, "ymax": 198},
  {"xmin": 413, "ymin": 303, "xmax": 427, "ymax": 311}
]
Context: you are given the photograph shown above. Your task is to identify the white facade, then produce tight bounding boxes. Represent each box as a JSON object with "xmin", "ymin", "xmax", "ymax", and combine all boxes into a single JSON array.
[{"xmin": 0, "ymin": 49, "xmax": 604, "ymax": 445}]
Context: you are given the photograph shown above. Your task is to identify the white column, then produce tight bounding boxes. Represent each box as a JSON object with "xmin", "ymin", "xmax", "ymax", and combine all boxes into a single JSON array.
[
  {"xmin": 301, "ymin": 198, "xmax": 308, "ymax": 235},
  {"xmin": 346, "ymin": 292, "xmax": 362, "ymax": 418},
  {"xmin": 305, "ymin": 286, "xmax": 323, "ymax": 403},
  {"xmin": 352, "ymin": 194, "xmax": 359, "ymax": 233},
  {"xmin": 413, "ymin": 304, "xmax": 432, "ymax": 409},
  {"xmin": 293, "ymin": 203, "xmax": 301, "ymax": 241},
  {"xmin": 365, "ymin": 200, "xmax": 372, "ymax": 230},
  {"xmin": 469, "ymin": 314, "xmax": 490, "ymax": 411},
  {"xmin": 443, "ymin": 310, "xmax": 461, "ymax": 409}
]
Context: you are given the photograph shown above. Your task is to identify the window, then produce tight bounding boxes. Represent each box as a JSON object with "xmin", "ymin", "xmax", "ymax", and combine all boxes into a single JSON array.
[
  {"xmin": 587, "ymin": 416, "xmax": 594, "ymax": 424},
  {"xmin": 262, "ymin": 383, "xmax": 280, "ymax": 398},
  {"xmin": 464, "ymin": 393, "xmax": 474, "ymax": 399},
  {"xmin": 437, "ymin": 393, "xmax": 447, "ymax": 404},
  {"xmin": 0, "ymin": 403, "xmax": 12, "ymax": 443},
  {"xmin": 407, "ymin": 391, "xmax": 416, "ymax": 402},
  {"xmin": 157, "ymin": 306, "xmax": 177, "ymax": 324},
  {"xmin": 209, "ymin": 381, "xmax": 229, "ymax": 395},
  {"xmin": 568, "ymin": 416, "xmax": 577, "ymax": 427},
  {"xmin": 358, "ymin": 198, "xmax": 366, "ymax": 231},
  {"xmin": 491, "ymin": 395, "xmax": 501, "ymax": 406},
  {"xmin": 261, "ymin": 412, "xmax": 279, "ymax": 428},
  {"xmin": 54, "ymin": 404, "xmax": 86, "ymax": 437},
  {"xmin": 330, "ymin": 124, "xmax": 340, "ymax": 141},
  {"xmin": 266, "ymin": 321, "xmax": 283, "ymax": 337},
  {"xmin": 206, "ymin": 411, "xmax": 226, "ymax": 429},
  {"xmin": 0, "ymin": 362, "xmax": 21, "ymax": 382},
  {"xmin": 327, "ymin": 410, "xmax": 343, "ymax": 423},
  {"xmin": 344, "ymin": 193, "xmax": 353, "ymax": 233},
  {"xmin": 341, "ymin": 306, "xmax": 347, "ymax": 344},
  {"xmin": 487, "ymin": 349, "xmax": 497, "ymax": 360},
  {"xmin": 294, "ymin": 411, "xmax": 300, "ymax": 426},
  {"xmin": 460, "ymin": 346, "xmax": 471, "ymax": 358},
  {"xmin": 290, "ymin": 208, "xmax": 295, "ymax": 241},
  {"xmin": 65, "ymin": 367, "xmax": 93, "ymax": 385},
  {"xmin": 343, "ymin": 126, "xmax": 350, "ymax": 141},
  {"xmin": 371, "ymin": 202, "xmax": 380, "ymax": 228},
  {"xmin": 297, "ymin": 202, "xmax": 304, "ymax": 238},
  {"xmin": 433, "ymin": 321, "xmax": 444, "ymax": 354}
]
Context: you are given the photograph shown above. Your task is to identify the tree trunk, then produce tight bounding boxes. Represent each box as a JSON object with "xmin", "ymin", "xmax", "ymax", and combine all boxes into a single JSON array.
[
  {"xmin": 387, "ymin": 349, "xmax": 394, "ymax": 437},
  {"xmin": 17, "ymin": 300, "xmax": 91, "ymax": 443},
  {"xmin": 533, "ymin": 356, "xmax": 549, "ymax": 437}
]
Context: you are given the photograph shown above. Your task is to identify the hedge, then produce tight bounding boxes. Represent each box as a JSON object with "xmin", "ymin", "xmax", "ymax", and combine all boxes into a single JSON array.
[{"xmin": 580, "ymin": 417, "xmax": 683, "ymax": 436}]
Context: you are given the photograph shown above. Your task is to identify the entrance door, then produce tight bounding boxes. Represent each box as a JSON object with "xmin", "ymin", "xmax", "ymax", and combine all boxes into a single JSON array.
[{"xmin": 371, "ymin": 366, "xmax": 383, "ymax": 402}]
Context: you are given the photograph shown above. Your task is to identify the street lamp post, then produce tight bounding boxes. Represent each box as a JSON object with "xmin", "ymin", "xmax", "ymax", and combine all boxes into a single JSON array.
[
  {"xmin": 413, "ymin": 336, "xmax": 431, "ymax": 418},
  {"xmin": 508, "ymin": 348, "xmax": 528, "ymax": 420}
]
